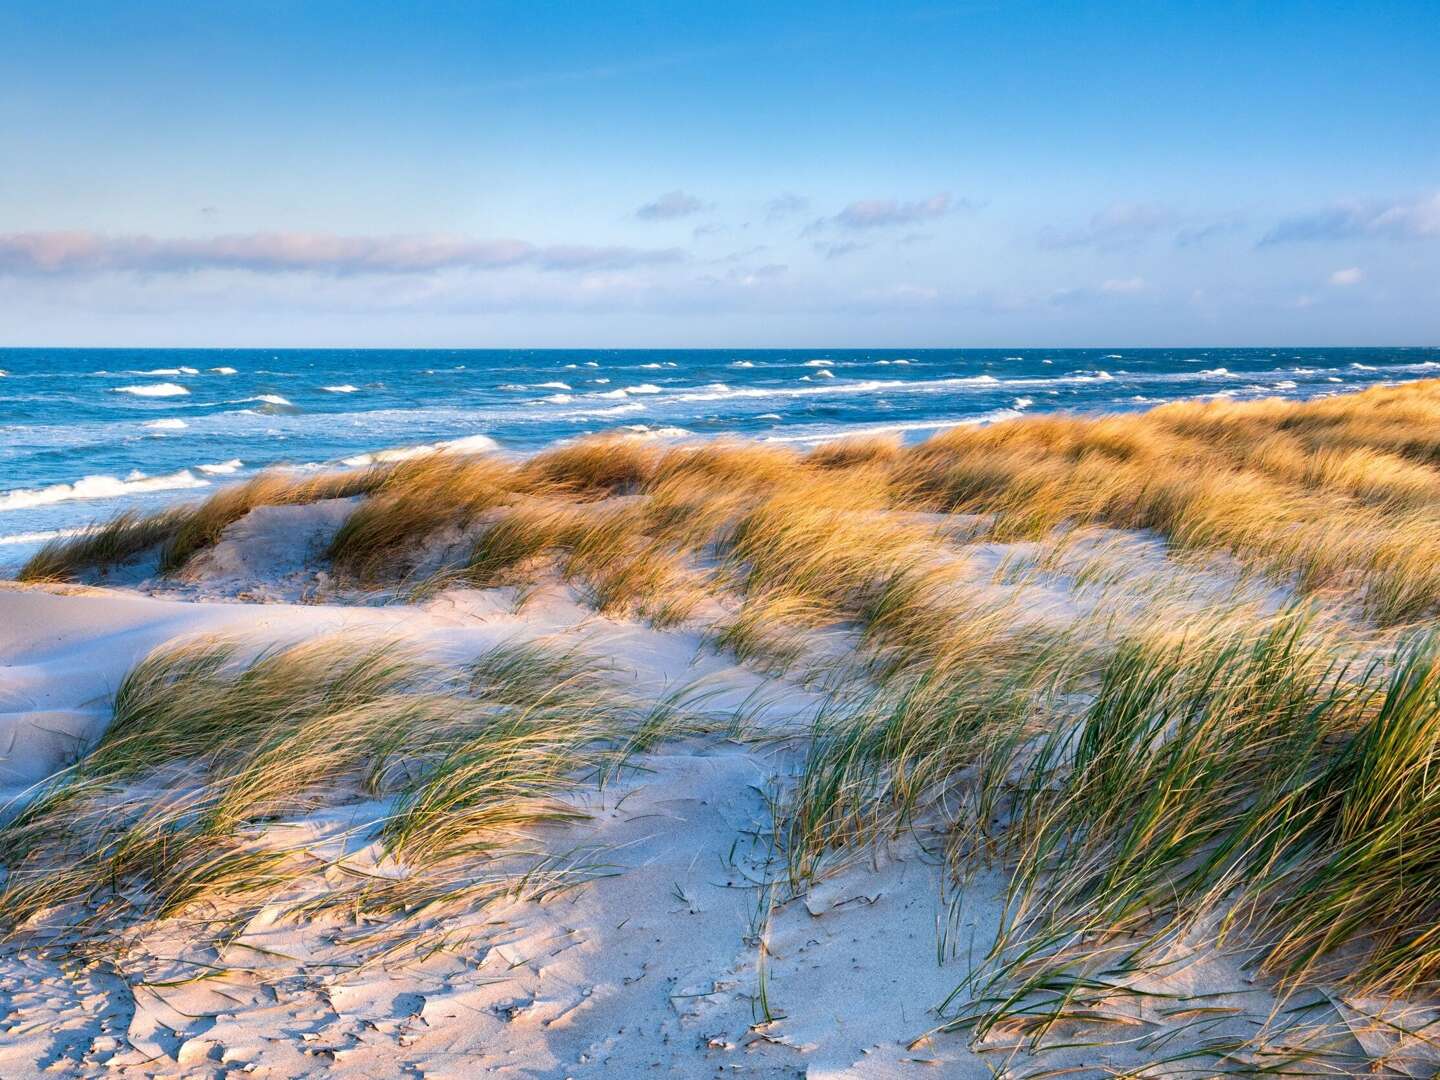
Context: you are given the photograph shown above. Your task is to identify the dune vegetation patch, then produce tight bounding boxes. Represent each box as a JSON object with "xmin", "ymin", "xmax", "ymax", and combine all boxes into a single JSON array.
[{"xmin": 14, "ymin": 380, "xmax": 1440, "ymax": 1072}]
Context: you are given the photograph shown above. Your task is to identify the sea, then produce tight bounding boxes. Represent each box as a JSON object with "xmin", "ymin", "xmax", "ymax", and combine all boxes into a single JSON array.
[{"xmin": 3, "ymin": 346, "xmax": 1438, "ymax": 573}]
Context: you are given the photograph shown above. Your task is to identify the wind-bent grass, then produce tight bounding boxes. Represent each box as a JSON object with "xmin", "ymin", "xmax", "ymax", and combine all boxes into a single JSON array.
[
  {"xmin": 19, "ymin": 380, "xmax": 1440, "ymax": 1067},
  {"xmin": 18, "ymin": 465, "xmax": 391, "ymax": 582},
  {"xmin": 0, "ymin": 634, "xmax": 636, "ymax": 947},
  {"xmin": 29, "ymin": 381, "xmax": 1440, "ymax": 625},
  {"xmin": 18, "ymin": 507, "xmax": 195, "ymax": 582}
]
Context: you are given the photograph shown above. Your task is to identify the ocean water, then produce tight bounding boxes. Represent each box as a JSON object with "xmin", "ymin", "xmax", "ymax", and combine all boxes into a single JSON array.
[{"xmin": 3, "ymin": 346, "xmax": 1438, "ymax": 573}]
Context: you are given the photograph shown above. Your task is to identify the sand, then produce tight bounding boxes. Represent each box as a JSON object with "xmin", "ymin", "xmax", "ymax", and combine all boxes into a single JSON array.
[{"xmin": 1, "ymin": 503, "xmax": 1435, "ymax": 1077}]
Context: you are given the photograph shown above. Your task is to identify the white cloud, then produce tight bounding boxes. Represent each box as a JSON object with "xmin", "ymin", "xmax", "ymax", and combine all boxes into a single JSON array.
[
  {"xmin": 1101, "ymin": 276, "xmax": 1147, "ymax": 294},
  {"xmin": 1262, "ymin": 192, "xmax": 1440, "ymax": 245},
  {"xmin": 0, "ymin": 231, "xmax": 684, "ymax": 276},
  {"xmin": 635, "ymin": 190, "xmax": 707, "ymax": 220},
  {"xmin": 1329, "ymin": 266, "xmax": 1364, "ymax": 286},
  {"xmin": 805, "ymin": 193, "xmax": 963, "ymax": 234}
]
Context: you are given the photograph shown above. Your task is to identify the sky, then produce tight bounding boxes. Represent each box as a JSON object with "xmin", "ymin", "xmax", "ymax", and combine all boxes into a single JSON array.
[{"xmin": 1, "ymin": 0, "xmax": 1437, "ymax": 347}]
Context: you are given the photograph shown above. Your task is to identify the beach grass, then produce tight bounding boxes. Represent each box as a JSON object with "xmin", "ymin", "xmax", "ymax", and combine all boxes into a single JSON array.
[{"xmin": 15, "ymin": 379, "xmax": 1440, "ymax": 1068}]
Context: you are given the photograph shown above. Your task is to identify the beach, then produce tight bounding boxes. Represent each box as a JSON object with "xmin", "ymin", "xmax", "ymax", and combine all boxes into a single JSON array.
[{"xmin": 4, "ymin": 380, "xmax": 1440, "ymax": 1075}]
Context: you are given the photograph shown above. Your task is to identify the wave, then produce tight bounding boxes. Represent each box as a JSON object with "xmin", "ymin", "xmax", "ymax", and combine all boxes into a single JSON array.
[
  {"xmin": 761, "ymin": 409, "xmax": 1023, "ymax": 445},
  {"xmin": 658, "ymin": 375, "xmax": 1006, "ymax": 405},
  {"xmin": 209, "ymin": 366, "xmax": 238, "ymax": 375},
  {"xmin": 198, "ymin": 459, "xmax": 244, "ymax": 475},
  {"xmin": 0, "ymin": 527, "xmax": 90, "ymax": 547},
  {"xmin": 0, "ymin": 468, "xmax": 209, "ymax": 512},
  {"xmin": 114, "ymin": 382, "xmax": 189, "ymax": 397},
  {"xmin": 804, "ymin": 359, "xmax": 835, "ymax": 367},
  {"xmin": 339, "ymin": 433, "xmax": 499, "ymax": 467},
  {"xmin": 732, "ymin": 360, "xmax": 755, "ymax": 368},
  {"xmin": 129, "ymin": 366, "xmax": 199, "ymax": 376},
  {"xmin": 617, "ymin": 425, "xmax": 694, "ymax": 440},
  {"xmin": 323, "ymin": 384, "xmax": 360, "ymax": 393},
  {"xmin": 144, "ymin": 418, "xmax": 189, "ymax": 430},
  {"xmin": 249, "ymin": 394, "xmax": 293, "ymax": 406}
]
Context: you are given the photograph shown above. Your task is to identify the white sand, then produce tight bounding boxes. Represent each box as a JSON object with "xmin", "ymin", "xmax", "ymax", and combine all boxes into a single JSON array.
[{"xmin": 0, "ymin": 505, "xmax": 1431, "ymax": 1077}]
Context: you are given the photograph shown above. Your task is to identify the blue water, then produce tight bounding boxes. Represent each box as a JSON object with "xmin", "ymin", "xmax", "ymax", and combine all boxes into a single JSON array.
[{"xmin": 3, "ymin": 346, "xmax": 1439, "ymax": 572}]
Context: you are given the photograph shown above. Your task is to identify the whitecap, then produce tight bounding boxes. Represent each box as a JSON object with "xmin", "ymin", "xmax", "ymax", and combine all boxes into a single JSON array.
[
  {"xmin": 0, "ymin": 528, "xmax": 90, "ymax": 546},
  {"xmin": 542, "ymin": 394, "xmax": 574, "ymax": 404},
  {"xmin": 114, "ymin": 382, "xmax": 189, "ymax": 397},
  {"xmin": 1198, "ymin": 368, "xmax": 1233, "ymax": 377},
  {"xmin": 762, "ymin": 409, "xmax": 1022, "ymax": 445},
  {"xmin": 209, "ymin": 366, "xmax": 238, "ymax": 375},
  {"xmin": 804, "ymin": 359, "xmax": 835, "ymax": 367},
  {"xmin": 341, "ymin": 433, "xmax": 499, "ymax": 467},
  {"xmin": 144, "ymin": 418, "xmax": 189, "ymax": 430},
  {"xmin": 617, "ymin": 425, "xmax": 694, "ymax": 440},
  {"xmin": 640, "ymin": 363, "xmax": 664, "ymax": 369},
  {"xmin": 732, "ymin": 360, "xmax": 755, "ymax": 368},
  {"xmin": 1351, "ymin": 362, "xmax": 1377, "ymax": 370},
  {"xmin": 0, "ymin": 468, "xmax": 209, "ymax": 511},
  {"xmin": 250, "ymin": 394, "xmax": 292, "ymax": 406},
  {"xmin": 1013, "ymin": 397, "xmax": 1035, "ymax": 408},
  {"xmin": 198, "ymin": 459, "xmax": 243, "ymax": 475},
  {"xmin": 323, "ymin": 384, "xmax": 360, "ymax": 393},
  {"xmin": 534, "ymin": 381, "xmax": 571, "ymax": 390}
]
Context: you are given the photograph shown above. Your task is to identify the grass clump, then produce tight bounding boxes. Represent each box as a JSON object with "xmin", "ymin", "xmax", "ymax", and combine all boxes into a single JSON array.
[{"xmin": 0, "ymin": 633, "xmax": 633, "ymax": 945}]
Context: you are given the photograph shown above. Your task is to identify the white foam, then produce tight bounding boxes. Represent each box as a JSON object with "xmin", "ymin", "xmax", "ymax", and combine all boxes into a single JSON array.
[
  {"xmin": 1014, "ymin": 397, "xmax": 1035, "ymax": 408},
  {"xmin": 1352, "ymin": 362, "xmax": 1377, "ymax": 371},
  {"xmin": 209, "ymin": 366, "xmax": 238, "ymax": 375},
  {"xmin": 804, "ymin": 359, "xmax": 835, "ymax": 367},
  {"xmin": 323, "ymin": 384, "xmax": 360, "ymax": 393},
  {"xmin": 732, "ymin": 360, "xmax": 755, "ymax": 368},
  {"xmin": 663, "ymin": 374, "xmax": 1004, "ymax": 404},
  {"xmin": 534, "ymin": 381, "xmax": 572, "ymax": 390},
  {"xmin": 340, "ymin": 433, "xmax": 499, "ymax": 468},
  {"xmin": 617, "ymin": 425, "xmax": 694, "ymax": 440},
  {"xmin": 763, "ymin": 409, "xmax": 1022, "ymax": 445},
  {"xmin": 0, "ymin": 528, "xmax": 89, "ymax": 547},
  {"xmin": 542, "ymin": 393, "xmax": 574, "ymax": 404},
  {"xmin": 198, "ymin": 459, "xmax": 243, "ymax": 475},
  {"xmin": 144, "ymin": 418, "xmax": 189, "ymax": 430},
  {"xmin": 1198, "ymin": 367, "xmax": 1233, "ymax": 377},
  {"xmin": 114, "ymin": 382, "xmax": 190, "ymax": 397},
  {"xmin": 640, "ymin": 363, "xmax": 664, "ymax": 369},
  {"xmin": 249, "ymin": 394, "xmax": 293, "ymax": 406},
  {"xmin": 1274, "ymin": 380, "xmax": 1298, "ymax": 390},
  {"xmin": 0, "ymin": 469, "xmax": 209, "ymax": 511}
]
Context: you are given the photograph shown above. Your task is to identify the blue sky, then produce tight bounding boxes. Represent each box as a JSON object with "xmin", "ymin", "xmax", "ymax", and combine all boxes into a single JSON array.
[{"xmin": 1, "ymin": 1, "xmax": 1436, "ymax": 346}]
